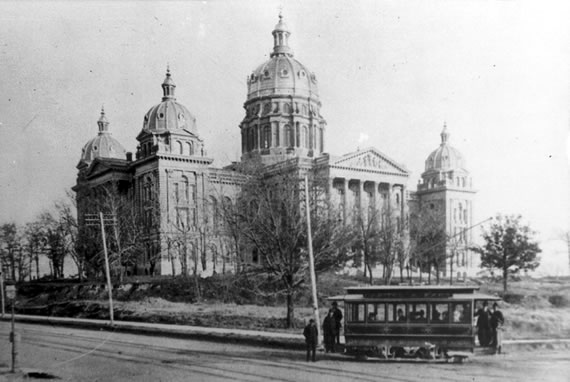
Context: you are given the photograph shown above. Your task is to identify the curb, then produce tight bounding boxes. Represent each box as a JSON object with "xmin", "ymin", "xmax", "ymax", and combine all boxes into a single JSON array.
[{"xmin": 1, "ymin": 315, "xmax": 305, "ymax": 351}]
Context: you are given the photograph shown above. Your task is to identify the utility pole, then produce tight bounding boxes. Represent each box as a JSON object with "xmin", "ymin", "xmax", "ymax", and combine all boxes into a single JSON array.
[
  {"xmin": 85, "ymin": 212, "xmax": 115, "ymax": 325},
  {"xmin": 304, "ymin": 175, "xmax": 321, "ymax": 344},
  {"xmin": 0, "ymin": 270, "xmax": 4, "ymax": 318},
  {"xmin": 6, "ymin": 283, "xmax": 18, "ymax": 373}
]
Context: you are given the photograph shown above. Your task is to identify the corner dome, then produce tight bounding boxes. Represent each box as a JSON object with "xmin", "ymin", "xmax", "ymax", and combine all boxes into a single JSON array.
[
  {"xmin": 425, "ymin": 125, "xmax": 466, "ymax": 171},
  {"xmin": 81, "ymin": 108, "xmax": 127, "ymax": 164},
  {"xmin": 142, "ymin": 68, "xmax": 198, "ymax": 134},
  {"xmin": 246, "ymin": 15, "xmax": 319, "ymax": 101}
]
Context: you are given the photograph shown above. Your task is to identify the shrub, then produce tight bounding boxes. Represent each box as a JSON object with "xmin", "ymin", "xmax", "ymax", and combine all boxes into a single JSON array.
[
  {"xmin": 548, "ymin": 295, "xmax": 570, "ymax": 308},
  {"xmin": 503, "ymin": 293, "xmax": 524, "ymax": 304}
]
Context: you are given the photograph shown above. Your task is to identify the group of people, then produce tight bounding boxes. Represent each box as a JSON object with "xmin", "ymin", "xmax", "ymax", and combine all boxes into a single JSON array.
[
  {"xmin": 475, "ymin": 301, "xmax": 505, "ymax": 352},
  {"xmin": 302, "ymin": 302, "xmax": 343, "ymax": 362}
]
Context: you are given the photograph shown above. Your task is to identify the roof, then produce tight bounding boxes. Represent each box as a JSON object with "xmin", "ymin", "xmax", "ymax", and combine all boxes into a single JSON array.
[
  {"xmin": 326, "ymin": 285, "xmax": 504, "ymax": 302},
  {"xmin": 328, "ymin": 292, "xmax": 501, "ymax": 302},
  {"xmin": 345, "ymin": 285, "xmax": 480, "ymax": 294}
]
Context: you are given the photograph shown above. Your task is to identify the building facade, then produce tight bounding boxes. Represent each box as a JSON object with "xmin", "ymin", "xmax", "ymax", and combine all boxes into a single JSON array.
[
  {"xmin": 74, "ymin": 15, "xmax": 476, "ymax": 279},
  {"xmin": 413, "ymin": 125, "xmax": 477, "ymax": 278}
]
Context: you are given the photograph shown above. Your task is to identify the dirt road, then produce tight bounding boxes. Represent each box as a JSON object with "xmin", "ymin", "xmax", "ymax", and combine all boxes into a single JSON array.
[{"xmin": 1, "ymin": 322, "xmax": 568, "ymax": 381}]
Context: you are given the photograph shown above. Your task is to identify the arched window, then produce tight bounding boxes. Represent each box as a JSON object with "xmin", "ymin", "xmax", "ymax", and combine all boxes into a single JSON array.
[
  {"xmin": 182, "ymin": 176, "xmax": 189, "ymax": 202},
  {"xmin": 263, "ymin": 125, "xmax": 271, "ymax": 148},
  {"xmin": 295, "ymin": 123, "xmax": 300, "ymax": 148},
  {"xmin": 248, "ymin": 128, "xmax": 254, "ymax": 151},
  {"xmin": 284, "ymin": 103, "xmax": 291, "ymax": 114},
  {"xmin": 177, "ymin": 141, "xmax": 183, "ymax": 155},
  {"xmin": 187, "ymin": 142, "xmax": 193, "ymax": 156},
  {"xmin": 210, "ymin": 196, "xmax": 218, "ymax": 231},
  {"xmin": 302, "ymin": 126, "xmax": 309, "ymax": 148},
  {"xmin": 273, "ymin": 122, "xmax": 280, "ymax": 147},
  {"xmin": 285, "ymin": 125, "xmax": 293, "ymax": 147},
  {"xmin": 253, "ymin": 125, "xmax": 259, "ymax": 149}
]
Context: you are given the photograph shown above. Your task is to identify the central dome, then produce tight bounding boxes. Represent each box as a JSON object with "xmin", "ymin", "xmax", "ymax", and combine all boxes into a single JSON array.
[
  {"xmin": 246, "ymin": 15, "xmax": 319, "ymax": 101},
  {"xmin": 425, "ymin": 126, "xmax": 466, "ymax": 171},
  {"xmin": 142, "ymin": 69, "xmax": 198, "ymax": 134}
]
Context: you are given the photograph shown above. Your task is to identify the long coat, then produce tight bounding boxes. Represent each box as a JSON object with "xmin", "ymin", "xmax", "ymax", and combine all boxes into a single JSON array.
[{"xmin": 303, "ymin": 324, "xmax": 319, "ymax": 346}]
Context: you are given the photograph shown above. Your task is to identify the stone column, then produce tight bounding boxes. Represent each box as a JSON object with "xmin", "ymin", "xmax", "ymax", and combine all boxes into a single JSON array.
[{"xmin": 343, "ymin": 178, "xmax": 349, "ymax": 223}]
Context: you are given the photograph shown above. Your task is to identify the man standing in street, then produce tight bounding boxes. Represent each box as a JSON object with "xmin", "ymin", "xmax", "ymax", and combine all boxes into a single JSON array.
[
  {"xmin": 322, "ymin": 311, "xmax": 337, "ymax": 353},
  {"xmin": 303, "ymin": 319, "xmax": 318, "ymax": 362},
  {"xmin": 474, "ymin": 301, "xmax": 492, "ymax": 346},
  {"xmin": 330, "ymin": 301, "xmax": 343, "ymax": 346}
]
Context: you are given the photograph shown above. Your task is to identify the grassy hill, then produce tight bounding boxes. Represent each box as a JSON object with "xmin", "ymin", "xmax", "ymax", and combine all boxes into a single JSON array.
[{"xmin": 10, "ymin": 273, "xmax": 570, "ymax": 339}]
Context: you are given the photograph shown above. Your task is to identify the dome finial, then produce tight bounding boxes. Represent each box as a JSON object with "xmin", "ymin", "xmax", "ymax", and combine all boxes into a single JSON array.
[{"xmin": 441, "ymin": 122, "xmax": 449, "ymax": 145}]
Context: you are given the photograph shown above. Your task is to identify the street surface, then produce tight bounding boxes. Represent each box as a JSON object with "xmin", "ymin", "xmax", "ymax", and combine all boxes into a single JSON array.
[{"xmin": 1, "ymin": 322, "xmax": 569, "ymax": 382}]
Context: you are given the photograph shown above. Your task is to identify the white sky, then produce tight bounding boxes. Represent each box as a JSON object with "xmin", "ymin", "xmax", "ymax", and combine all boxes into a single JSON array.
[{"xmin": 0, "ymin": 0, "xmax": 568, "ymax": 274}]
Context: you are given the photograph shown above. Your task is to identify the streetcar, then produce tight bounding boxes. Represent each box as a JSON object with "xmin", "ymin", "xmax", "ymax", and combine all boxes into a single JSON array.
[{"xmin": 329, "ymin": 285, "xmax": 501, "ymax": 361}]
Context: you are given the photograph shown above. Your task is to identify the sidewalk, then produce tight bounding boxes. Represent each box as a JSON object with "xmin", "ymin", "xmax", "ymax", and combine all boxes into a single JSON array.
[{"xmin": 2, "ymin": 314, "xmax": 570, "ymax": 352}]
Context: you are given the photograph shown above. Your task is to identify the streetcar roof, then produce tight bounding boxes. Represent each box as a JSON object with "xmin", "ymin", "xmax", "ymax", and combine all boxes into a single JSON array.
[
  {"xmin": 344, "ymin": 285, "xmax": 481, "ymax": 294},
  {"xmin": 327, "ymin": 292, "xmax": 501, "ymax": 302}
]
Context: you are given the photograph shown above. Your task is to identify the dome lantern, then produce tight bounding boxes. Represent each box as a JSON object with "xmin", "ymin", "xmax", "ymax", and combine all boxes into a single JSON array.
[
  {"xmin": 161, "ymin": 66, "xmax": 176, "ymax": 101},
  {"xmin": 271, "ymin": 14, "xmax": 293, "ymax": 58},
  {"xmin": 97, "ymin": 106, "xmax": 109, "ymax": 134},
  {"xmin": 440, "ymin": 122, "xmax": 449, "ymax": 145}
]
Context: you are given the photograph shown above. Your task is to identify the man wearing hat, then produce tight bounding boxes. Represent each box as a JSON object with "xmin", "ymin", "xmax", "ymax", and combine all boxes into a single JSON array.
[
  {"xmin": 303, "ymin": 319, "xmax": 318, "ymax": 362},
  {"xmin": 330, "ymin": 301, "xmax": 343, "ymax": 346},
  {"xmin": 490, "ymin": 302, "xmax": 505, "ymax": 353}
]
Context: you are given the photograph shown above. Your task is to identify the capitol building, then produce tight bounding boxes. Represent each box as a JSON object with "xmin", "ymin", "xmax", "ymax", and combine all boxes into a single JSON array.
[{"xmin": 74, "ymin": 15, "xmax": 476, "ymax": 280}]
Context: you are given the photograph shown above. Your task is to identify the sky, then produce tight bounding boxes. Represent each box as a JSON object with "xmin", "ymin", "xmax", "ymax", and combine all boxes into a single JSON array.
[{"xmin": 0, "ymin": 0, "xmax": 568, "ymax": 275}]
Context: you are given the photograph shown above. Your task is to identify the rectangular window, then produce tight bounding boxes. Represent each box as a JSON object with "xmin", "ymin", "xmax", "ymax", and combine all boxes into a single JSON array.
[
  {"xmin": 451, "ymin": 302, "xmax": 471, "ymax": 324},
  {"xmin": 366, "ymin": 303, "xmax": 386, "ymax": 322},
  {"xmin": 388, "ymin": 303, "xmax": 407, "ymax": 322},
  {"xmin": 408, "ymin": 303, "xmax": 428, "ymax": 323},
  {"xmin": 431, "ymin": 303, "xmax": 449, "ymax": 323},
  {"xmin": 347, "ymin": 303, "xmax": 365, "ymax": 322}
]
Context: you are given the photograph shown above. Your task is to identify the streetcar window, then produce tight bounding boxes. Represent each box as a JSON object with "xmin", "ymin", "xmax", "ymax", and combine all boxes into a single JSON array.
[
  {"xmin": 451, "ymin": 302, "xmax": 471, "ymax": 323},
  {"xmin": 366, "ymin": 303, "xmax": 386, "ymax": 322},
  {"xmin": 408, "ymin": 303, "xmax": 427, "ymax": 323},
  {"xmin": 347, "ymin": 303, "xmax": 365, "ymax": 322},
  {"xmin": 377, "ymin": 303, "xmax": 386, "ymax": 322},
  {"xmin": 431, "ymin": 303, "xmax": 449, "ymax": 323},
  {"xmin": 388, "ymin": 303, "xmax": 407, "ymax": 322}
]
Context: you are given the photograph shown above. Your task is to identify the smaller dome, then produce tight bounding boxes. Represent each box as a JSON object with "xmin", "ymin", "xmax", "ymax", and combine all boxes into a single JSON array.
[
  {"xmin": 142, "ymin": 69, "xmax": 198, "ymax": 134},
  {"xmin": 81, "ymin": 108, "xmax": 127, "ymax": 164},
  {"xmin": 425, "ymin": 125, "xmax": 466, "ymax": 171}
]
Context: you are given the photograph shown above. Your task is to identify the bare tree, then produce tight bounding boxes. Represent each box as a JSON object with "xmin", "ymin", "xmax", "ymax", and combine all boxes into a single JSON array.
[
  {"xmin": 232, "ymin": 166, "xmax": 353, "ymax": 328},
  {"xmin": 409, "ymin": 208, "xmax": 447, "ymax": 284}
]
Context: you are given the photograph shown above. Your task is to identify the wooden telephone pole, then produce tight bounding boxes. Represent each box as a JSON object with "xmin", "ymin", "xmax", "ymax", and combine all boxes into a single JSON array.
[{"xmin": 85, "ymin": 212, "xmax": 116, "ymax": 325}]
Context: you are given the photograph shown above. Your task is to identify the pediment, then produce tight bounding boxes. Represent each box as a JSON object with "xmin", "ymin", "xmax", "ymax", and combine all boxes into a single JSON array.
[
  {"xmin": 331, "ymin": 148, "xmax": 408, "ymax": 175},
  {"xmin": 85, "ymin": 158, "xmax": 129, "ymax": 178}
]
